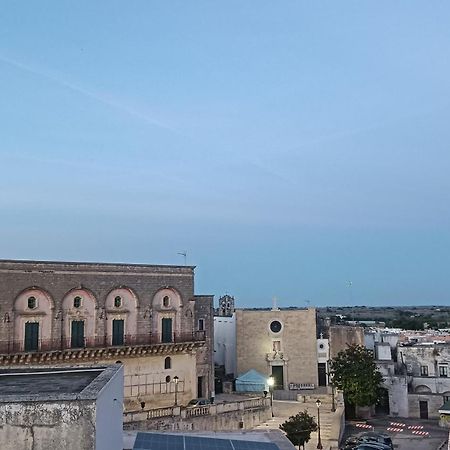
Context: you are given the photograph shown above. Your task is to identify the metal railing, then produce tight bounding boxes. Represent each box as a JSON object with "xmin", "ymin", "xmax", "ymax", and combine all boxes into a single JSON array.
[{"xmin": 0, "ymin": 331, "xmax": 206, "ymax": 355}]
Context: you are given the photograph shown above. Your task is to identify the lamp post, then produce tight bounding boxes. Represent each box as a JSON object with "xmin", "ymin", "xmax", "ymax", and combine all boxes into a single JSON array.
[
  {"xmin": 267, "ymin": 376, "xmax": 274, "ymax": 417},
  {"xmin": 327, "ymin": 360, "xmax": 336, "ymax": 412},
  {"xmin": 173, "ymin": 376, "xmax": 179, "ymax": 406},
  {"xmin": 316, "ymin": 399, "xmax": 323, "ymax": 449}
]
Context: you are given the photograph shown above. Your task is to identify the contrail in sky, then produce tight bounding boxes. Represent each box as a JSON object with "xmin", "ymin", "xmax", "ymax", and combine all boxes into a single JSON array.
[{"xmin": 0, "ymin": 54, "xmax": 181, "ymax": 135}]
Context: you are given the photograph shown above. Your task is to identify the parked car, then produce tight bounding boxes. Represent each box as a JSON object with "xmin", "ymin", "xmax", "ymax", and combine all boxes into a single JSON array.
[
  {"xmin": 342, "ymin": 432, "xmax": 393, "ymax": 450},
  {"xmin": 186, "ymin": 398, "xmax": 211, "ymax": 408},
  {"xmin": 358, "ymin": 432, "xmax": 393, "ymax": 450},
  {"xmin": 353, "ymin": 445, "xmax": 391, "ymax": 450}
]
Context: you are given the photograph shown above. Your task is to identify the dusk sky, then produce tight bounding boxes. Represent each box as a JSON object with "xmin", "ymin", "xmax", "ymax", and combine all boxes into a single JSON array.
[{"xmin": 1, "ymin": 2, "xmax": 450, "ymax": 307}]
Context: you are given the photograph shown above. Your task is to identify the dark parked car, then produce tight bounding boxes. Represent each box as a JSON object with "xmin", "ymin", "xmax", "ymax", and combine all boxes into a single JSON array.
[
  {"xmin": 358, "ymin": 432, "xmax": 393, "ymax": 449},
  {"xmin": 342, "ymin": 432, "xmax": 393, "ymax": 450}
]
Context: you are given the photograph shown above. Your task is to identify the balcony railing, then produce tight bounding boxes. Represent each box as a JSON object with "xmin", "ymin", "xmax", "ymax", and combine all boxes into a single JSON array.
[{"xmin": 0, "ymin": 331, "xmax": 206, "ymax": 355}]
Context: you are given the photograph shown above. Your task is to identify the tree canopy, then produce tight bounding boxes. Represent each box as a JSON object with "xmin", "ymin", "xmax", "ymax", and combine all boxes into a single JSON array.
[
  {"xmin": 330, "ymin": 344, "xmax": 383, "ymax": 407},
  {"xmin": 279, "ymin": 410, "xmax": 317, "ymax": 450}
]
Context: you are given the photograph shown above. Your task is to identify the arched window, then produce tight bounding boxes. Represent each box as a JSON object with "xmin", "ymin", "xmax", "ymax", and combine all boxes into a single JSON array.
[
  {"xmin": 114, "ymin": 296, "xmax": 122, "ymax": 308},
  {"xmin": 165, "ymin": 356, "xmax": 171, "ymax": 370},
  {"xmin": 73, "ymin": 296, "xmax": 82, "ymax": 308},
  {"xmin": 163, "ymin": 296, "xmax": 170, "ymax": 307}
]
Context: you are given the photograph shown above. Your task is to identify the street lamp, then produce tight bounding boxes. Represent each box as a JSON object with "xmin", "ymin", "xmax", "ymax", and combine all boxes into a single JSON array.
[
  {"xmin": 267, "ymin": 376, "xmax": 275, "ymax": 417},
  {"xmin": 327, "ymin": 360, "xmax": 336, "ymax": 412},
  {"xmin": 173, "ymin": 376, "xmax": 179, "ymax": 406},
  {"xmin": 316, "ymin": 399, "xmax": 323, "ymax": 449}
]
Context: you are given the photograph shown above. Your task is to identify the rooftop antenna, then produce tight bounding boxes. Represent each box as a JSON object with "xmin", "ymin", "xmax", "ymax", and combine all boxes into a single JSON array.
[
  {"xmin": 177, "ymin": 251, "xmax": 187, "ymax": 266},
  {"xmin": 272, "ymin": 296, "xmax": 280, "ymax": 311},
  {"xmin": 347, "ymin": 280, "xmax": 354, "ymax": 321}
]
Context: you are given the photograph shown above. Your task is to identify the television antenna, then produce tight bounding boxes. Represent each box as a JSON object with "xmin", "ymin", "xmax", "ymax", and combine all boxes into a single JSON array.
[{"xmin": 177, "ymin": 251, "xmax": 187, "ymax": 265}]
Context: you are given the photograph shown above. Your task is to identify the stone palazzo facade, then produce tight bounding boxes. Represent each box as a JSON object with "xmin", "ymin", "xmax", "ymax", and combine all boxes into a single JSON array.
[{"xmin": 0, "ymin": 259, "xmax": 213, "ymax": 411}]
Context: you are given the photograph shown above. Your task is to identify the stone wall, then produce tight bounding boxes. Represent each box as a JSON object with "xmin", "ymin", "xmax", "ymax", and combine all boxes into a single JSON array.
[
  {"xmin": 124, "ymin": 397, "xmax": 271, "ymax": 431},
  {"xmin": 408, "ymin": 393, "xmax": 444, "ymax": 419},
  {"xmin": 194, "ymin": 295, "xmax": 214, "ymax": 399},
  {"xmin": 236, "ymin": 308, "xmax": 318, "ymax": 387},
  {"xmin": 329, "ymin": 326, "xmax": 365, "ymax": 359},
  {"xmin": 0, "ymin": 400, "xmax": 96, "ymax": 450}
]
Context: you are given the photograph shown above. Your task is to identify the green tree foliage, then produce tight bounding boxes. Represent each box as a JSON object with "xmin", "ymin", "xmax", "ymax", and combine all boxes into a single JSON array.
[
  {"xmin": 330, "ymin": 344, "xmax": 383, "ymax": 407},
  {"xmin": 279, "ymin": 410, "xmax": 317, "ymax": 450}
]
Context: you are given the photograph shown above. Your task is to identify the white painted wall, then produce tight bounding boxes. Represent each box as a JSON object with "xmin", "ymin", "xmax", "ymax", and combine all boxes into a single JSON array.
[
  {"xmin": 386, "ymin": 376, "xmax": 409, "ymax": 417},
  {"xmin": 95, "ymin": 365, "xmax": 124, "ymax": 450},
  {"xmin": 317, "ymin": 338, "xmax": 329, "ymax": 363},
  {"xmin": 214, "ymin": 314, "xmax": 236, "ymax": 376},
  {"xmin": 376, "ymin": 343, "xmax": 392, "ymax": 361}
]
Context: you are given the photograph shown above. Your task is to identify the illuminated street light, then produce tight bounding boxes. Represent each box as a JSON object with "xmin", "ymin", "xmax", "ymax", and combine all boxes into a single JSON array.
[
  {"xmin": 173, "ymin": 376, "xmax": 179, "ymax": 406},
  {"xmin": 268, "ymin": 376, "xmax": 275, "ymax": 417}
]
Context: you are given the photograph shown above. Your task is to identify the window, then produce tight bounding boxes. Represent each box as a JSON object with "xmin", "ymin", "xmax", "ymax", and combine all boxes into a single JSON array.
[
  {"xmin": 420, "ymin": 365, "xmax": 429, "ymax": 376},
  {"xmin": 163, "ymin": 296, "xmax": 170, "ymax": 307},
  {"xmin": 73, "ymin": 296, "xmax": 82, "ymax": 308},
  {"xmin": 27, "ymin": 296, "xmax": 37, "ymax": 310},
  {"xmin": 114, "ymin": 296, "xmax": 122, "ymax": 308},
  {"xmin": 270, "ymin": 320, "xmax": 282, "ymax": 333},
  {"xmin": 198, "ymin": 318, "xmax": 205, "ymax": 331},
  {"xmin": 440, "ymin": 366, "xmax": 448, "ymax": 378},
  {"xmin": 273, "ymin": 341, "xmax": 281, "ymax": 352},
  {"xmin": 444, "ymin": 395, "xmax": 450, "ymax": 403},
  {"xmin": 166, "ymin": 375, "xmax": 171, "ymax": 383},
  {"xmin": 165, "ymin": 357, "xmax": 171, "ymax": 370}
]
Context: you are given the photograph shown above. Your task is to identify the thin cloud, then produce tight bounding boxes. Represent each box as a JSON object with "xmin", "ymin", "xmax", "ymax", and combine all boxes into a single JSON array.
[{"xmin": 0, "ymin": 54, "xmax": 181, "ymax": 135}]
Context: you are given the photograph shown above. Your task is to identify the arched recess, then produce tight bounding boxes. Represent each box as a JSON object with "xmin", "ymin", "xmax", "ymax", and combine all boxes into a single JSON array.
[
  {"xmin": 61, "ymin": 288, "xmax": 97, "ymax": 347},
  {"xmin": 415, "ymin": 384, "xmax": 432, "ymax": 394},
  {"xmin": 13, "ymin": 287, "xmax": 54, "ymax": 350},
  {"xmin": 105, "ymin": 287, "xmax": 139, "ymax": 345},
  {"xmin": 151, "ymin": 288, "xmax": 183, "ymax": 343}
]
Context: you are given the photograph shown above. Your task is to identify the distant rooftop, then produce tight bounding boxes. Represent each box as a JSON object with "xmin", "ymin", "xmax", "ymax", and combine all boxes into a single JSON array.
[{"xmin": 0, "ymin": 365, "xmax": 121, "ymax": 402}]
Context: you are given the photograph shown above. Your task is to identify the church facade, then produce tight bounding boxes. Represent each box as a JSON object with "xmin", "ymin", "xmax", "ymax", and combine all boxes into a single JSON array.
[{"xmin": 0, "ymin": 259, "xmax": 213, "ymax": 411}]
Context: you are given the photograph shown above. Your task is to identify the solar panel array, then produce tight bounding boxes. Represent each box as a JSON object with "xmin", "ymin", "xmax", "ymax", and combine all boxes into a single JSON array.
[{"xmin": 133, "ymin": 432, "xmax": 280, "ymax": 450}]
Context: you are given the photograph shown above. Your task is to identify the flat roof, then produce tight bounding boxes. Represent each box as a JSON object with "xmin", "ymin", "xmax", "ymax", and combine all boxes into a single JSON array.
[
  {"xmin": 0, "ymin": 365, "xmax": 121, "ymax": 402},
  {"xmin": 0, "ymin": 258, "xmax": 195, "ymax": 271}
]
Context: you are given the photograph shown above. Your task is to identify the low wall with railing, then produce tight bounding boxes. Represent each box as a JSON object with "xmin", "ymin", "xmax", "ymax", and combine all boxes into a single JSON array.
[{"xmin": 124, "ymin": 397, "xmax": 271, "ymax": 432}]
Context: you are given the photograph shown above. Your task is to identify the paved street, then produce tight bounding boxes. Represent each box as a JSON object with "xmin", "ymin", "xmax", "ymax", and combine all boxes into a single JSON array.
[{"xmin": 344, "ymin": 417, "xmax": 448, "ymax": 450}]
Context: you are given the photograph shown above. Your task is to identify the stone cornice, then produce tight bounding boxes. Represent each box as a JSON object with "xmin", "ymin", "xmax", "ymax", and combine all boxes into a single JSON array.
[{"xmin": 0, "ymin": 341, "xmax": 205, "ymax": 366}]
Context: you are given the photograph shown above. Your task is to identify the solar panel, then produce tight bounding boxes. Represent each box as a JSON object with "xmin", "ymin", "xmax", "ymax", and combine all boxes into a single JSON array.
[{"xmin": 133, "ymin": 432, "xmax": 280, "ymax": 450}]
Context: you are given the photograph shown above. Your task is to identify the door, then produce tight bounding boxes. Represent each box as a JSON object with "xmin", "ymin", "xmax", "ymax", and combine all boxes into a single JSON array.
[
  {"xmin": 162, "ymin": 318, "xmax": 173, "ymax": 343},
  {"xmin": 24, "ymin": 322, "xmax": 39, "ymax": 351},
  {"xmin": 419, "ymin": 400, "xmax": 428, "ymax": 419},
  {"xmin": 318, "ymin": 363, "xmax": 327, "ymax": 386},
  {"xmin": 112, "ymin": 319, "xmax": 124, "ymax": 346},
  {"xmin": 71, "ymin": 320, "xmax": 85, "ymax": 348},
  {"xmin": 197, "ymin": 376, "xmax": 204, "ymax": 398},
  {"xmin": 271, "ymin": 365, "xmax": 284, "ymax": 390}
]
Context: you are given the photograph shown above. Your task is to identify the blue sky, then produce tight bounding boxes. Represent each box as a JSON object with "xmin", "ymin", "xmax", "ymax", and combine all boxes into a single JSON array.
[{"xmin": 1, "ymin": 2, "xmax": 450, "ymax": 307}]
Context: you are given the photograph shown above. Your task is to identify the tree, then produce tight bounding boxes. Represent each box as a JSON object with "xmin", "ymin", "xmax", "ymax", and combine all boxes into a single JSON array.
[
  {"xmin": 279, "ymin": 410, "xmax": 317, "ymax": 450},
  {"xmin": 330, "ymin": 344, "xmax": 383, "ymax": 407}
]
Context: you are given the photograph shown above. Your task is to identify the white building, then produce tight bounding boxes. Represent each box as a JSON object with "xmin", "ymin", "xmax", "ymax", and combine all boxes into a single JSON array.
[
  {"xmin": 0, "ymin": 365, "xmax": 123, "ymax": 450},
  {"xmin": 214, "ymin": 314, "xmax": 237, "ymax": 377}
]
